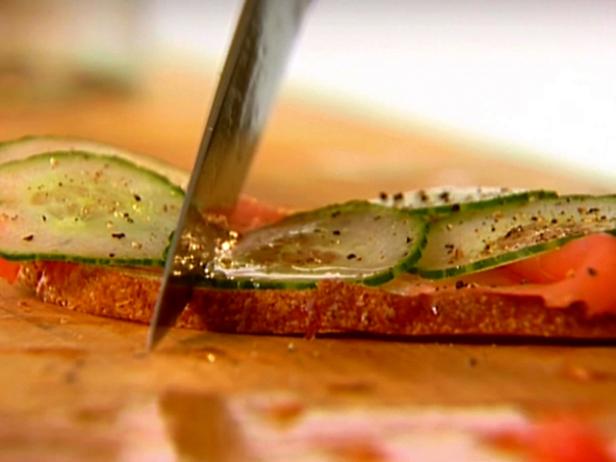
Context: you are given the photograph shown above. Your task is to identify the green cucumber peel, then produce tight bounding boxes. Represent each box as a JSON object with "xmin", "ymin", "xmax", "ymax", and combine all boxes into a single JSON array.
[
  {"xmin": 415, "ymin": 194, "xmax": 616, "ymax": 279},
  {"xmin": 192, "ymin": 200, "xmax": 428, "ymax": 290},
  {"xmin": 0, "ymin": 151, "xmax": 184, "ymax": 266},
  {"xmin": 0, "ymin": 135, "xmax": 189, "ymax": 188},
  {"xmin": 2, "ymin": 143, "xmax": 613, "ymax": 290}
]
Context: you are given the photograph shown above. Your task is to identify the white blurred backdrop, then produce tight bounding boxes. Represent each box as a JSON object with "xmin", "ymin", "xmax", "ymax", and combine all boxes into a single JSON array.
[
  {"xmin": 2, "ymin": 0, "xmax": 614, "ymax": 183},
  {"xmin": 144, "ymin": 0, "xmax": 616, "ymax": 184}
]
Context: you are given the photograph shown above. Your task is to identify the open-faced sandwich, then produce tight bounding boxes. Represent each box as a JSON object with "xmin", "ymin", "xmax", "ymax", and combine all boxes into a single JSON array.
[{"xmin": 1, "ymin": 136, "xmax": 615, "ymax": 339}]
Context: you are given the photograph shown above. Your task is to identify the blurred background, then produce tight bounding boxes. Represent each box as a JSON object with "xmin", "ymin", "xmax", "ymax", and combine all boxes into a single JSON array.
[{"xmin": 1, "ymin": 0, "xmax": 615, "ymax": 207}]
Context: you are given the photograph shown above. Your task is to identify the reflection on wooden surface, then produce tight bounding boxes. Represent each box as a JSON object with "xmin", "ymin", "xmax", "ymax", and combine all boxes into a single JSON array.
[{"xmin": 1, "ymin": 285, "xmax": 615, "ymax": 461}]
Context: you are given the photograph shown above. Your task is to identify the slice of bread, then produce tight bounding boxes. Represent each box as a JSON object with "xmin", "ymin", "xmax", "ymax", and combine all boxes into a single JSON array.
[{"xmin": 18, "ymin": 261, "xmax": 616, "ymax": 339}]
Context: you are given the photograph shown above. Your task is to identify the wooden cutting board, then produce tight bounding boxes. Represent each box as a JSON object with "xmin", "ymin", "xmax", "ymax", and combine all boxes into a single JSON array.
[{"xmin": 0, "ymin": 67, "xmax": 615, "ymax": 461}]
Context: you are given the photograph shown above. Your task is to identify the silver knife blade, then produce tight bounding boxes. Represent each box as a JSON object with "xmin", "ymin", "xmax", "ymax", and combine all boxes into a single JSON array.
[{"xmin": 147, "ymin": 0, "xmax": 312, "ymax": 349}]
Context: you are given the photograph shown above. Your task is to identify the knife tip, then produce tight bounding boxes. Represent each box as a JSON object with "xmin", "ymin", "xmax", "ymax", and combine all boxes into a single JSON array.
[{"xmin": 146, "ymin": 325, "xmax": 162, "ymax": 351}]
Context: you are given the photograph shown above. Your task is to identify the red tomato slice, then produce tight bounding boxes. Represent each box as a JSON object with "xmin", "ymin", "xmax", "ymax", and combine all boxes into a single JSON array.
[
  {"xmin": 0, "ymin": 258, "xmax": 20, "ymax": 284},
  {"xmin": 225, "ymin": 195, "xmax": 287, "ymax": 232},
  {"xmin": 394, "ymin": 233, "xmax": 616, "ymax": 316},
  {"xmin": 527, "ymin": 417, "xmax": 614, "ymax": 462},
  {"xmin": 493, "ymin": 234, "xmax": 616, "ymax": 315},
  {"xmin": 506, "ymin": 236, "xmax": 601, "ymax": 284}
]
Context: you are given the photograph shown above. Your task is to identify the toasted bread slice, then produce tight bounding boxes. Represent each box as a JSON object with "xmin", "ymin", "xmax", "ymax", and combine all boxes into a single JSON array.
[{"xmin": 18, "ymin": 261, "xmax": 616, "ymax": 339}]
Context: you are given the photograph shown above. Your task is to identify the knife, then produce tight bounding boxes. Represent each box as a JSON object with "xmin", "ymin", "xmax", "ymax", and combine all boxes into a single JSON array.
[{"xmin": 147, "ymin": 0, "xmax": 312, "ymax": 350}]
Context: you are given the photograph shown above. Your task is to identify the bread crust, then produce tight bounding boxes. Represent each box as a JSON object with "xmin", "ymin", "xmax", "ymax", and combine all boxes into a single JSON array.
[{"xmin": 17, "ymin": 261, "xmax": 616, "ymax": 339}]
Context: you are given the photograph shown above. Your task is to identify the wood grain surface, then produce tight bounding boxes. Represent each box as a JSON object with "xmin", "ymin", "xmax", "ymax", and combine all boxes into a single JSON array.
[{"xmin": 0, "ymin": 67, "xmax": 615, "ymax": 461}]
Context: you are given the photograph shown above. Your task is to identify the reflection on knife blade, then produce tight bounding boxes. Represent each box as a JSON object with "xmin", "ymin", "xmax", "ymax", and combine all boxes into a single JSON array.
[{"xmin": 148, "ymin": 0, "xmax": 312, "ymax": 349}]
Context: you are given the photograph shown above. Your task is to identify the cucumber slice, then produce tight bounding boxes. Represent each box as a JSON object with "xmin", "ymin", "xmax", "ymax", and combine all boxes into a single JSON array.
[
  {"xmin": 416, "ymin": 194, "xmax": 616, "ymax": 278},
  {"xmin": 372, "ymin": 187, "xmax": 556, "ymax": 217},
  {"xmin": 197, "ymin": 201, "xmax": 428, "ymax": 289},
  {"xmin": 0, "ymin": 151, "xmax": 184, "ymax": 266},
  {"xmin": 0, "ymin": 135, "xmax": 189, "ymax": 188}
]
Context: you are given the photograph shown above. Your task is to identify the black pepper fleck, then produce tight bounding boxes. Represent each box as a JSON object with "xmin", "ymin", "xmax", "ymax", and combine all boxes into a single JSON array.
[
  {"xmin": 133, "ymin": 194, "xmax": 142, "ymax": 202},
  {"xmin": 505, "ymin": 225, "xmax": 523, "ymax": 239},
  {"xmin": 112, "ymin": 232, "xmax": 126, "ymax": 239},
  {"xmin": 22, "ymin": 234, "xmax": 34, "ymax": 241},
  {"xmin": 587, "ymin": 267, "xmax": 598, "ymax": 277},
  {"xmin": 451, "ymin": 203, "xmax": 461, "ymax": 212},
  {"xmin": 346, "ymin": 253, "xmax": 357, "ymax": 260}
]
